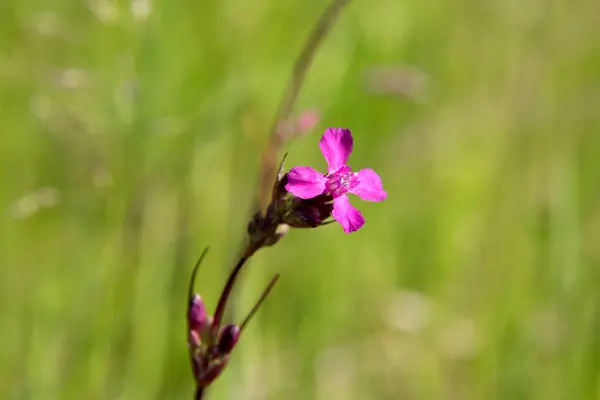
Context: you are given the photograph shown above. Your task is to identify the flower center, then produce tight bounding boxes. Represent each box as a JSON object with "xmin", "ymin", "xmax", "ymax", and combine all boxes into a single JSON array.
[{"xmin": 326, "ymin": 171, "xmax": 358, "ymax": 197}]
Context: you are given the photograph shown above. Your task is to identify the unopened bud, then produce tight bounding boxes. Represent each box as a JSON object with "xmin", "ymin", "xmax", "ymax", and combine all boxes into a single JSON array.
[
  {"xmin": 218, "ymin": 324, "xmax": 240, "ymax": 354},
  {"xmin": 283, "ymin": 194, "xmax": 334, "ymax": 228},
  {"xmin": 189, "ymin": 295, "xmax": 208, "ymax": 332}
]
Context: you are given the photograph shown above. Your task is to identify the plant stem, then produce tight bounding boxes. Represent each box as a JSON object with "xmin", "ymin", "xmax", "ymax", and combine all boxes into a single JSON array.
[
  {"xmin": 256, "ymin": 0, "xmax": 354, "ymax": 210},
  {"xmin": 240, "ymin": 274, "xmax": 280, "ymax": 331},
  {"xmin": 188, "ymin": 248, "xmax": 210, "ymax": 301},
  {"xmin": 211, "ymin": 250, "xmax": 252, "ymax": 330}
]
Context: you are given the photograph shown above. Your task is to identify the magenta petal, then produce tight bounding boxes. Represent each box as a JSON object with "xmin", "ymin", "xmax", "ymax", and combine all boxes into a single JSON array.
[
  {"xmin": 332, "ymin": 195, "xmax": 365, "ymax": 233},
  {"xmin": 351, "ymin": 168, "xmax": 387, "ymax": 202},
  {"xmin": 285, "ymin": 166, "xmax": 327, "ymax": 199},
  {"xmin": 319, "ymin": 128, "xmax": 354, "ymax": 173}
]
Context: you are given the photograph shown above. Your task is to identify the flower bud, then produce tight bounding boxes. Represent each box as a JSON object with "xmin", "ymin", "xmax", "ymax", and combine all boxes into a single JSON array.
[
  {"xmin": 218, "ymin": 324, "xmax": 240, "ymax": 354},
  {"xmin": 188, "ymin": 295, "xmax": 208, "ymax": 332},
  {"xmin": 283, "ymin": 193, "xmax": 334, "ymax": 228}
]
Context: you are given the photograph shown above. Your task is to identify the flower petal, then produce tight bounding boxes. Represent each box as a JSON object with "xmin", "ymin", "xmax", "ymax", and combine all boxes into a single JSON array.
[
  {"xmin": 351, "ymin": 168, "xmax": 387, "ymax": 202},
  {"xmin": 285, "ymin": 166, "xmax": 327, "ymax": 199},
  {"xmin": 319, "ymin": 128, "xmax": 354, "ymax": 173},
  {"xmin": 332, "ymin": 195, "xmax": 365, "ymax": 233}
]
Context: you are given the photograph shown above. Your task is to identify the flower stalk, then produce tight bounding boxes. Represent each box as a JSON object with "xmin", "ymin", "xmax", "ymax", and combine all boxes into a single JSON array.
[{"xmin": 185, "ymin": 0, "xmax": 360, "ymax": 398}]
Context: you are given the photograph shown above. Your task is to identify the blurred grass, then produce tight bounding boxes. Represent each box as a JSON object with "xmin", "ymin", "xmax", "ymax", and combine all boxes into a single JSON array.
[{"xmin": 1, "ymin": 0, "xmax": 600, "ymax": 399}]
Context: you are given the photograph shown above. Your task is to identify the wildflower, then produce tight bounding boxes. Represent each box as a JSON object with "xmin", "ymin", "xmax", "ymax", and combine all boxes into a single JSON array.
[{"xmin": 285, "ymin": 128, "xmax": 387, "ymax": 233}]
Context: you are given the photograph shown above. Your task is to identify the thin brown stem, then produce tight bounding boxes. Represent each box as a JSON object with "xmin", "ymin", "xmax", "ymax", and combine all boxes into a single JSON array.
[
  {"xmin": 188, "ymin": 248, "xmax": 210, "ymax": 302},
  {"xmin": 211, "ymin": 249, "xmax": 253, "ymax": 330},
  {"xmin": 256, "ymin": 0, "xmax": 354, "ymax": 210},
  {"xmin": 194, "ymin": 386, "xmax": 204, "ymax": 400},
  {"xmin": 240, "ymin": 274, "xmax": 280, "ymax": 331}
]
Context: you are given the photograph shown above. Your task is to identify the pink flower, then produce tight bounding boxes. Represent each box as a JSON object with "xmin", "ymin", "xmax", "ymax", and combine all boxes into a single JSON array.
[{"xmin": 285, "ymin": 128, "xmax": 387, "ymax": 233}]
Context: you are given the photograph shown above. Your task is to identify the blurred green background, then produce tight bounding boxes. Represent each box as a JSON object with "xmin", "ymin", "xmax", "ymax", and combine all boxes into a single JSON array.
[{"xmin": 2, "ymin": 0, "xmax": 599, "ymax": 398}]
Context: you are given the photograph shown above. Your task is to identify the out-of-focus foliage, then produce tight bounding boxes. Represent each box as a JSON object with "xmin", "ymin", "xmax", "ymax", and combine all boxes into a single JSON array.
[{"xmin": 1, "ymin": 0, "xmax": 599, "ymax": 399}]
